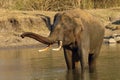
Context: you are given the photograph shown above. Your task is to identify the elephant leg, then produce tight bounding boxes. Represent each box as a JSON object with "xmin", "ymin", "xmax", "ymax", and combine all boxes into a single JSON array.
[
  {"xmin": 63, "ymin": 48, "xmax": 79, "ymax": 70},
  {"xmin": 89, "ymin": 54, "xmax": 97, "ymax": 72},
  {"xmin": 89, "ymin": 43, "xmax": 103, "ymax": 72},
  {"xmin": 63, "ymin": 48, "xmax": 73, "ymax": 70},
  {"xmin": 72, "ymin": 48, "xmax": 80, "ymax": 70},
  {"xmin": 89, "ymin": 47, "xmax": 101, "ymax": 72},
  {"xmin": 79, "ymin": 48, "xmax": 89, "ymax": 72}
]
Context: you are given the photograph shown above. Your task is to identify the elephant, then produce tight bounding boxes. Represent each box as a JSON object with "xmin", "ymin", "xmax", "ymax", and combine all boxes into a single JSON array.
[{"xmin": 21, "ymin": 9, "xmax": 105, "ymax": 72}]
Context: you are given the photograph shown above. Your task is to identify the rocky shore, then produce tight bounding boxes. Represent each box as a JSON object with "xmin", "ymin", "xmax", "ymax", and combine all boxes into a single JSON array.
[{"xmin": 104, "ymin": 18, "xmax": 120, "ymax": 44}]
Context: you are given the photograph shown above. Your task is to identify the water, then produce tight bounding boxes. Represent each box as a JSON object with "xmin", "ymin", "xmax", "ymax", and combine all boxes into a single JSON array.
[{"xmin": 0, "ymin": 44, "xmax": 120, "ymax": 80}]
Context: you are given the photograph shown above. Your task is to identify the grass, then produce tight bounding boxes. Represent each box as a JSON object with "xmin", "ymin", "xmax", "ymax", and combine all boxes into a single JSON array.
[{"xmin": 0, "ymin": 0, "xmax": 120, "ymax": 11}]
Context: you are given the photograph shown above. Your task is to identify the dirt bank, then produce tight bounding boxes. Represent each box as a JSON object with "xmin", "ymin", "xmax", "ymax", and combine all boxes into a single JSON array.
[
  {"xmin": 0, "ymin": 8, "xmax": 120, "ymax": 48},
  {"xmin": 0, "ymin": 9, "xmax": 56, "ymax": 48}
]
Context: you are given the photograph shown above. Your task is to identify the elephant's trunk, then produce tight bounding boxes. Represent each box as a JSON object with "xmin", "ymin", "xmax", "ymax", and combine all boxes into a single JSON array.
[
  {"xmin": 21, "ymin": 32, "xmax": 63, "ymax": 52},
  {"xmin": 21, "ymin": 32, "xmax": 54, "ymax": 45}
]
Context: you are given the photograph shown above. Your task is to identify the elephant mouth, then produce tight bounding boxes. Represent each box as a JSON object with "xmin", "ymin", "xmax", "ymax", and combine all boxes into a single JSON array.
[{"xmin": 38, "ymin": 40, "xmax": 63, "ymax": 52}]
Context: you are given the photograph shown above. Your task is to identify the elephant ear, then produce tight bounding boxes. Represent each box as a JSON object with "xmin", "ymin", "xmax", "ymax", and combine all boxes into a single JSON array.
[
  {"xmin": 73, "ymin": 18, "xmax": 84, "ymax": 35},
  {"xmin": 53, "ymin": 13, "xmax": 62, "ymax": 23},
  {"xmin": 61, "ymin": 13, "xmax": 84, "ymax": 35},
  {"xmin": 52, "ymin": 13, "xmax": 62, "ymax": 29}
]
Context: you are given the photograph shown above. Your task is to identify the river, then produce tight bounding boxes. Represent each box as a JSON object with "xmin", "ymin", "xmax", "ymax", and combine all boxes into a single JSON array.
[{"xmin": 0, "ymin": 44, "xmax": 120, "ymax": 80}]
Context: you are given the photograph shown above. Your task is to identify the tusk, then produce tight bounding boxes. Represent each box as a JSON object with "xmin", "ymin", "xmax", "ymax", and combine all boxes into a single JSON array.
[
  {"xmin": 38, "ymin": 45, "xmax": 50, "ymax": 52},
  {"xmin": 52, "ymin": 41, "xmax": 62, "ymax": 51}
]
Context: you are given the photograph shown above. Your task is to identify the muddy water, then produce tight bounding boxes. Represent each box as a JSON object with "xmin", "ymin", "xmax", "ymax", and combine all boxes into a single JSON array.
[{"xmin": 0, "ymin": 44, "xmax": 120, "ymax": 80}]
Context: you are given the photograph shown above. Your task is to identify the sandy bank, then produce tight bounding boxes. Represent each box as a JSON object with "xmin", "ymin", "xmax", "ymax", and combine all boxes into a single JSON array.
[{"xmin": 0, "ymin": 8, "xmax": 120, "ymax": 48}]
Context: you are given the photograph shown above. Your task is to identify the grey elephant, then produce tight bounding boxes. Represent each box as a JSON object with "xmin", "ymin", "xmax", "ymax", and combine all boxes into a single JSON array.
[{"xmin": 21, "ymin": 9, "xmax": 105, "ymax": 72}]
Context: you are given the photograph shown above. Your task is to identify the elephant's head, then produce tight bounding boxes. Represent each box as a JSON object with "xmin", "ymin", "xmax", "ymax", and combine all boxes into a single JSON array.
[{"xmin": 21, "ymin": 12, "xmax": 83, "ymax": 51}]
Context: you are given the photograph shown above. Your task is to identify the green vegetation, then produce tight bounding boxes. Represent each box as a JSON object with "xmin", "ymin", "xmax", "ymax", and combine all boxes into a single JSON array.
[{"xmin": 0, "ymin": 0, "xmax": 120, "ymax": 11}]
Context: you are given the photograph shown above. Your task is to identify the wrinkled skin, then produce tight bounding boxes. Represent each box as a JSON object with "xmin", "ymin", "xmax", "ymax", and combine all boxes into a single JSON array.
[{"xmin": 21, "ymin": 9, "xmax": 105, "ymax": 72}]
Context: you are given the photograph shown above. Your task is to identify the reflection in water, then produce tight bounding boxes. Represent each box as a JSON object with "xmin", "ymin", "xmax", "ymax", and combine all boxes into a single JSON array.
[
  {"xmin": 66, "ymin": 69, "xmax": 98, "ymax": 80},
  {"xmin": 0, "ymin": 44, "xmax": 120, "ymax": 80},
  {"xmin": 66, "ymin": 70, "xmax": 81, "ymax": 80}
]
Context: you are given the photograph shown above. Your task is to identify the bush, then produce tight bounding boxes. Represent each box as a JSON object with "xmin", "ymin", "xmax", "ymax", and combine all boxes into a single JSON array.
[{"xmin": 0, "ymin": 0, "xmax": 120, "ymax": 11}]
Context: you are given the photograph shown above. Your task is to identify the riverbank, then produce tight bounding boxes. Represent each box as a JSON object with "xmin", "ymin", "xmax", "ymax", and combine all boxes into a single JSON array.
[{"xmin": 0, "ymin": 8, "xmax": 120, "ymax": 48}]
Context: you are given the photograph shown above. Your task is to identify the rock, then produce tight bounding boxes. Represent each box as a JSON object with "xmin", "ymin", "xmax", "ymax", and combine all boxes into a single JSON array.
[
  {"xmin": 105, "ymin": 24, "xmax": 120, "ymax": 31},
  {"xmin": 104, "ymin": 38, "xmax": 116, "ymax": 44},
  {"xmin": 105, "ymin": 18, "xmax": 120, "ymax": 31},
  {"xmin": 109, "ymin": 38, "xmax": 116, "ymax": 43},
  {"xmin": 113, "ymin": 34, "xmax": 120, "ymax": 43},
  {"xmin": 104, "ymin": 34, "xmax": 120, "ymax": 44}
]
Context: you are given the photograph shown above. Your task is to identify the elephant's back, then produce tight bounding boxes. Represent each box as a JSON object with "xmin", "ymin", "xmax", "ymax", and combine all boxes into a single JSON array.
[
  {"xmin": 64, "ymin": 9, "xmax": 97, "ymax": 23},
  {"xmin": 68, "ymin": 9, "xmax": 105, "ymax": 53}
]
